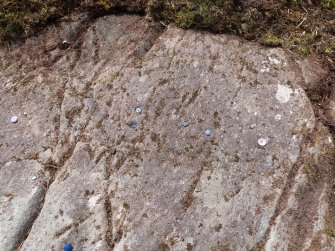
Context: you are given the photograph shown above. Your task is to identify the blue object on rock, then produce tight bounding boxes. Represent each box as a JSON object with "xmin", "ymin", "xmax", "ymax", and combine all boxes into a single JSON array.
[
  {"xmin": 130, "ymin": 121, "xmax": 138, "ymax": 129},
  {"xmin": 204, "ymin": 129, "xmax": 211, "ymax": 137},
  {"xmin": 64, "ymin": 243, "xmax": 73, "ymax": 251},
  {"xmin": 181, "ymin": 120, "xmax": 189, "ymax": 127}
]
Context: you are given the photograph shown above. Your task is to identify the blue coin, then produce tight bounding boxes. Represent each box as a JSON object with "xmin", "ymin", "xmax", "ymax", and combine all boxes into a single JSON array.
[
  {"xmin": 130, "ymin": 121, "xmax": 138, "ymax": 129},
  {"xmin": 64, "ymin": 243, "xmax": 73, "ymax": 251},
  {"xmin": 204, "ymin": 129, "xmax": 211, "ymax": 137}
]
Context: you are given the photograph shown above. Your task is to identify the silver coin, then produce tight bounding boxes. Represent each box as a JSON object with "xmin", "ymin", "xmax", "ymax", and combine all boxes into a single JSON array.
[
  {"xmin": 204, "ymin": 129, "xmax": 211, "ymax": 137},
  {"xmin": 10, "ymin": 116, "xmax": 18, "ymax": 123},
  {"xmin": 135, "ymin": 107, "xmax": 142, "ymax": 114},
  {"xmin": 258, "ymin": 138, "xmax": 268, "ymax": 146},
  {"xmin": 182, "ymin": 120, "xmax": 189, "ymax": 127},
  {"xmin": 31, "ymin": 176, "xmax": 37, "ymax": 180}
]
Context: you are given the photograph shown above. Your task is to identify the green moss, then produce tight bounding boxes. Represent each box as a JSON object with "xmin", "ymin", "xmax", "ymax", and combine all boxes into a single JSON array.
[
  {"xmin": 261, "ymin": 33, "xmax": 283, "ymax": 47},
  {"xmin": 297, "ymin": 46, "xmax": 311, "ymax": 56},
  {"xmin": 1, "ymin": 0, "xmax": 335, "ymax": 60},
  {"xmin": 291, "ymin": 37, "xmax": 301, "ymax": 45},
  {"xmin": 160, "ymin": 0, "xmax": 241, "ymax": 31},
  {"xmin": 0, "ymin": 0, "xmax": 112, "ymax": 42},
  {"xmin": 149, "ymin": 0, "xmax": 335, "ymax": 57},
  {"xmin": 324, "ymin": 0, "xmax": 335, "ymax": 8}
]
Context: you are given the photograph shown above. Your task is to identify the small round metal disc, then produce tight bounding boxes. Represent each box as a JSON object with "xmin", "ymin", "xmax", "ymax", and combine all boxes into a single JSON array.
[
  {"xmin": 182, "ymin": 120, "xmax": 189, "ymax": 127},
  {"xmin": 32, "ymin": 176, "xmax": 37, "ymax": 180},
  {"xmin": 64, "ymin": 243, "xmax": 73, "ymax": 251},
  {"xmin": 204, "ymin": 129, "xmax": 211, "ymax": 137},
  {"xmin": 135, "ymin": 107, "xmax": 142, "ymax": 114},
  {"xmin": 258, "ymin": 138, "xmax": 268, "ymax": 146},
  {"xmin": 10, "ymin": 116, "xmax": 18, "ymax": 123},
  {"xmin": 130, "ymin": 121, "xmax": 138, "ymax": 129}
]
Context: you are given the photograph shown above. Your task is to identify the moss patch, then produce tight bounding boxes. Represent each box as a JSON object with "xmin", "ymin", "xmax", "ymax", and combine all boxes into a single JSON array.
[
  {"xmin": 157, "ymin": 0, "xmax": 241, "ymax": 31},
  {"xmin": 0, "ymin": 0, "xmax": 110, "ymax": 41},
  {"xmin": 0, "ymin": 0, "xmax": 334, "ymax": 61},
  {"xmin": 150, "ymin": 0, "xmax": 335, "ymax": 57},
  {"xmin": 261, "ymin": 33, "xmax": 283, "ymax": 47}
]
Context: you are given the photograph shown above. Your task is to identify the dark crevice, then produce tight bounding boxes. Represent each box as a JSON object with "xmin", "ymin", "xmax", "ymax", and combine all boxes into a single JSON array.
[
  {"xmin": 250, "ymin": 148, "xmax": 304, "ymax": 250},
  {"xmin": 104, "ymin": 195, "xmax": 114, "ymax": 250},
  {"xmin": 16, "ymin": 143, "xmax": 78, "ymax": 251}
]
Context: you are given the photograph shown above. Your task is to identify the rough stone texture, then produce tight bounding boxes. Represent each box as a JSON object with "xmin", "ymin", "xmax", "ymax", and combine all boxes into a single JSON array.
[
  {"xmin": 0, "ymin": 14, "xmax": 334, "ymax": 251},
  {"xmin": 0, "ymin": 160, "xmax": 49, "ymax": 250},
  {"xmin": 326, "ymin": 84, "xmax": 335, "ymax": 130}
]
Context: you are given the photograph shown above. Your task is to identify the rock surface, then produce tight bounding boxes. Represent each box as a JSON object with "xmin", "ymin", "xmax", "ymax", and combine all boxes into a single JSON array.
[{"xmin": 0, "ymin": 14, "xmax": 334, "ymax": 251}]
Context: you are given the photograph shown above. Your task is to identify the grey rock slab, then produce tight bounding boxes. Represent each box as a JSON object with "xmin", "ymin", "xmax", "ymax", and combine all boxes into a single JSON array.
[
  {"xmin": 20, "ymin": 143, "xmax": 110, "ymax": 251},
  {"xmin": 0, "ymin": 160, "xmax": 49, "ymax": 250},
  {"xmin": 13, "ymin": 15, "xmax": 163, "ymax": 251},
  {"xmin": 0, "ymin": 14, "xmax": 333, "ymax": 251},
  {"xmin": 0, "ymin": 70, "xmax": 64, "ymax": 165},
  {"xmin": 265, "ymin": 124, "xmax": 335, "ymax": 251},
  {"xmin": 0, "ymin": 15, "xmax": 98, "ymax": 250},
  {"xmin": 99, "ymin": 27, "xmax": 321, "ymax": 250}
]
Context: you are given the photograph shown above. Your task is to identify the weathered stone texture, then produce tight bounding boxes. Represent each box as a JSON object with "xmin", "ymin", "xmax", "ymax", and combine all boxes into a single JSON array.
[{"xmin": 0, "ymin": 14, "xmax": 334, "ymax": 251}]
